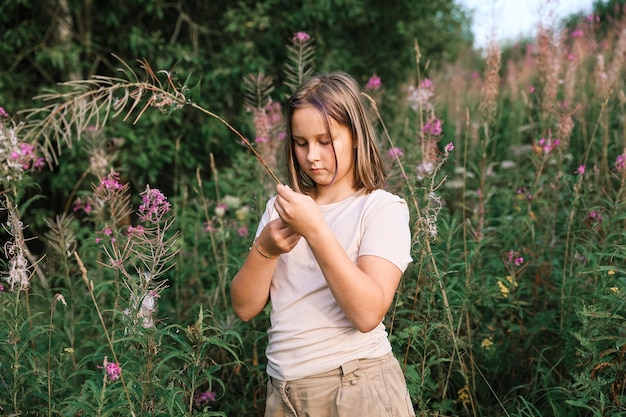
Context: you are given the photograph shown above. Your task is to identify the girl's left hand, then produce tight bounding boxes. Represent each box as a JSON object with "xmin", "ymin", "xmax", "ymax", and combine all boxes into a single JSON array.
[{"xmin": 274, "ymin": 184, "xmax": 324, "ymax": 238}]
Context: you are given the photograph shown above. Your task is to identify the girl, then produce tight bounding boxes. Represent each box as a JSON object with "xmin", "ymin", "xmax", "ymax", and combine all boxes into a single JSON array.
[{"xmin": 231, "ymin": 72, "xmax": 414, "ymax": 417}]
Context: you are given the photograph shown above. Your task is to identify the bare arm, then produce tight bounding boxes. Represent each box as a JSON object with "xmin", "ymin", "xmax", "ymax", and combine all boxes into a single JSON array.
[
  {"xmin": 230, "ymin": 218, "xmax": 300, "ymax": 321},
  {"xmin": 274, "ymin": 184, "xmax": 403, "ymax": 332}
]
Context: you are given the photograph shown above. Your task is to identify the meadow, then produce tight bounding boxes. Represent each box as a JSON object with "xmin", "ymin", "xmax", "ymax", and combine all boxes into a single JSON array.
[{"xmin": 1, "ymin": 7, "xmax": 626, "ymax": 417}]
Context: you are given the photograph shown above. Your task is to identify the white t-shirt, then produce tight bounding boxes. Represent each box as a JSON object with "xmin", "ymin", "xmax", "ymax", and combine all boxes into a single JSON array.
[{"xmin": 255, "ymin": 188, "xmax": 413, "ymax": 381}]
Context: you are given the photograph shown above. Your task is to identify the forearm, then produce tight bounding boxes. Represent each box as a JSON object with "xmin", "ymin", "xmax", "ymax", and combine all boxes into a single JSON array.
[{"xmin": 230, "ymin": 249, "xmax": 276, "ymax": 321}]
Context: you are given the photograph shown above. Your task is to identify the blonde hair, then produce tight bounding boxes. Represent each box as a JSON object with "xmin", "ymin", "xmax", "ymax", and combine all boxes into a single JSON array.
[{"xmin": 283, "ymin": 72, "xmax": 386, "ymax": 193}]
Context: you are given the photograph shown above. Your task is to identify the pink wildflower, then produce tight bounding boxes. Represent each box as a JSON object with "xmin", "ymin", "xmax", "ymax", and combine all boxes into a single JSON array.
[
  {"xmin": 423, "ymin": 118, "xmax": 442, "ymax": 136},
  {"xmin": 504, "ymin": 250, "xmax": 524, "ymax": 268},
  {"xmin": 19, "ymin": 143, "xmax": 35, "ymax": 155},
  {"xmin": 237, "ymin": 226, "xmax": 249, "ymax": 237},
  {"xmin": 105, "ymin": 361, "xmax": 121, "ymax": 381},
  {"xmin": 537, "ymin": 137, "xmax": 560, "ymax": 154},
  {"xmin": 571, "ymin": 29, "xmax": 584, "ymax": 38},
  {"xmin": 73, "ymin": 198, "xmax": 93, "ymax": 213},
  {"xmin": 388, "ymin": 147, "xmax": 404, "ymax": 159},
  {"xmin": 0, "ymin": 107, "xmax": 9, "ymax": 117},
  {"xmin": 292, "ymin": 31, "xmax": 310, "ymax": 43},
  {"xmin": 420, "ymin": 79, "xmax": 434, "ymax": 90},
  {"xmin": 528, "ymin": 85, "xmax": 536, "ymax": 94},
  {"xmin": 138, "ymin": 186, "xmax": 171, "ymax": 223},
  {"xmin": 33, "ymin": 157, "xmax": 46, "ymax": 170},
  {"xmin": 587, "ymin": 211, "xmax": 603, "ymax": 223},
  {"xmin": 444, "ymin": 142, "xmax": 454, "ymax": 153},
  {"xmin": 127, "ymin": 225, "xmax": 145, "ymax": 235},
  {"xmin": 576, "ymin": 165, "xmax": 586, "ymax": 175},
  {"xmin": 194, "ymin": 390, "xmax": 217, "ymax": 409},
  {"xmin": 365, "ymin": 75, "xmax": 382, "ymax": 90},
  {"xmin": 98, "ymin": 172, "xmax": 123, "ymax": 191},
  {"xmin": 255, "ymin": 136, "xmax": 269, "ymax": 143}
]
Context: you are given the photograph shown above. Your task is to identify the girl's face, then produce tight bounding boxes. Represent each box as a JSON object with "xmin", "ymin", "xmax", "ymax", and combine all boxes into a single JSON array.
[{"xmin": 291, "ymin": 106, "xmax": 356, "ymax": 198}]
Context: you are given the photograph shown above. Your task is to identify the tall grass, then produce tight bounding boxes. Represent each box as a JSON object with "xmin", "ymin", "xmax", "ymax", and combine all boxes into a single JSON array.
[{"xmin": 1, "ymin": 10, "xmax": 625, "ymax": 417}]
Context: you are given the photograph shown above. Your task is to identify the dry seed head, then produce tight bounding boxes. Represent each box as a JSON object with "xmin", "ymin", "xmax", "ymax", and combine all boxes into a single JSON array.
[
  {"xmin": 594, "ymin": 54, "xmax": 609, "ymax": 96},
  {"xmin": 479, "ymin": 41, "xmax": 501, "ymax": 124},
  {"xmin": 556, "ymin": 113, "xmax": 575, "ymax": 150},
  {"xmin": 607, "ymin": 26, "xmax": 626, "ymax": 87}
]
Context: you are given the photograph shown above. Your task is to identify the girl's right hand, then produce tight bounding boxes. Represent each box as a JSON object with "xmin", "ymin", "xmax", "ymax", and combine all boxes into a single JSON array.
[{"xmin": 257, "ymin": 218, "xmax": 301, "ymax": 257}]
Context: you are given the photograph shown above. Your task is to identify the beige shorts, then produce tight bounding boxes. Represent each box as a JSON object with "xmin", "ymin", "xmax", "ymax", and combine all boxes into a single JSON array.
[{"xmin": 264, "ymin": 352, "xmax": 416, "ymax": 417}]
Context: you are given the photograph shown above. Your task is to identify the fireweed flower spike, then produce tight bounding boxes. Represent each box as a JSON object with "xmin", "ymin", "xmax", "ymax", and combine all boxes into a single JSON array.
[
  {"xmin": 138, "ymin": 186, "xmax": 171, "ymax": 224},
  {"xmin": 1, "ymin": 201, "xmax": 33, "ymax": 292},
  {"xmin": 194, "ymin": 390, "xmax": 217, "ymax": 409},
  {"xmin": 101, "ymin": 357, "xmax": 121, "ymax": 381},
  {"xmin": 388, "ymin": 147, "xmax": 404, "ymax": 159},
  {"xmin": 365, "ymin": 75, "xmax": 382, "ymax": 90},
  {"xmin": 292, "ymin": 31, "xmax": 311, "ymax": 43}
]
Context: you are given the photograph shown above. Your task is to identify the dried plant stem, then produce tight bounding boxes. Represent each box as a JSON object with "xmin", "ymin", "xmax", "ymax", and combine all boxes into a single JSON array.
[
  {"xmin": 74, "ymin": 252, "xmax": 136, "ymax": 417},
  {"xmin": 21, "ymin": 59, "xmax": 282, "ymax": 186},
  {"xmin": 187, "ymin": 101, "xmax": 282, "ymax": 185}
]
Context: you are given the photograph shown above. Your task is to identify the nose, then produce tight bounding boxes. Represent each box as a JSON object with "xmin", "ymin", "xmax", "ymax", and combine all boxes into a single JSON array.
[{"xmin": 306, "ymin": 143, "xmax": 320, "ymax": 163}]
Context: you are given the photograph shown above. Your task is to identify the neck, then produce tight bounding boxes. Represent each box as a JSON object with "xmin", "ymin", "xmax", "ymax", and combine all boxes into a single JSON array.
[{"xmin": 308, "ymin": 184, "xmax": 361, "ymax": 205}]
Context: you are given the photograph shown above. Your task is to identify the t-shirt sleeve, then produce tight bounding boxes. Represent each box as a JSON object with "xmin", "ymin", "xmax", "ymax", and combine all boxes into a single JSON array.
[
  {"xmin": 359, "ymin": 194, "xmax": 413, "ymax": 273},
  {"xmin": 255, "ymin": 196, "xmax": 278, "ymax": 238}
]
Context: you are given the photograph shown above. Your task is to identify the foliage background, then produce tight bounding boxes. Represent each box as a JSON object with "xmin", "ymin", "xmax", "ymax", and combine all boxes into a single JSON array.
[{"xmin": 1, "ymin": 0, "xmax": 626, "ymax": 416}]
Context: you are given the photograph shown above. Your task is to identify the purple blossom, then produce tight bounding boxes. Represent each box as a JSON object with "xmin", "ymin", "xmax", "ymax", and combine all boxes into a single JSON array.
[
  {"xmin": 127, "ymin": 225, "xmax": 145, "ymax": 235},
  {"xmin": 365, "ymin": 75, "xmax": 382, "ymax": 90},
  {"xmin": 423, "ymin": 118, "xmax": 442, "ymax": 136},
  {"xmin": 194, "ymin": 390, "xmax": 216, "ymax": 409},
  {"xmin": 576, "ymin": 165, "xmax": 586, "ymax": 175},
  {"xmin": 106, "ymin": 362, "xmax": 121, "ymax": 381},
  {"xmin": 388, "ymin": 147, "xmax": 404, "ymax": 159},
  {"xmin": 237, "ymin": 226, "xmax": 249, "ymax": 237},
  {"xmin": 587, "ymin": 210, "xmax": 603, "ymax": 223},
  {"xmin": 292, "ymin": 31, "xmax": 311, "ymax": 44},
  {"xmin": 444, "ymin": 142, "xmax": 454, "ymax": 153},
  {"xmin": 504, "ymin": 250, "xmax": 525, "ymax": 268},
  {"xmin": 138, "ymin": 186, "xmax": 171, "ymax": 223},
  {"xmin": 73, "ymin": 198, "xmax": 93, "ymax": 213},
  {"xmin": 98, "ymin": 172, "xmax": 124, "ymax": 191},
  {"xmin": 537, "ymin": 137, "xmax": 560, "ymax": 154},
  {"xmin": 0, "ymin": 107, "xmax": 8, "ymax": 117},
  {"xmin": 255, "ymin": 136, "xmax": 269, "ymax": 143},
  {"xmin": 571, "ymin": 29, "xmax": 584, "ymax": 38},
  {"xmin": 33, "ymin": 157, "xmax": 46, "ymax": 170},
  {"xmin": 420, "ymin": 79, "xmax": 434, "ymax": 90}
]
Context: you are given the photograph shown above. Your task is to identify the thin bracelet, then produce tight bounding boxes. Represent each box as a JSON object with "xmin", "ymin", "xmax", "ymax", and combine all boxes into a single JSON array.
[{"xmin": 253, "ymin": 239, "xmax": 278, "ymax": 259}]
